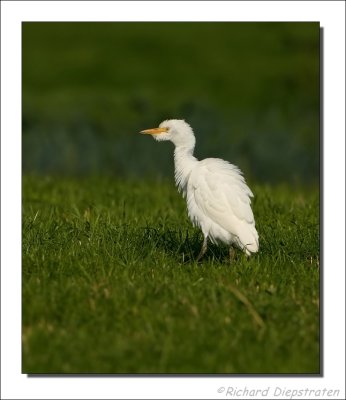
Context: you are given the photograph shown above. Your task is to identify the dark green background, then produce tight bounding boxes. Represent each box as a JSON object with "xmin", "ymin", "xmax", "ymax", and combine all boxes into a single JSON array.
[{"xmin": 22, "ymin": 22, "xmax": 319, "ymax": 184}]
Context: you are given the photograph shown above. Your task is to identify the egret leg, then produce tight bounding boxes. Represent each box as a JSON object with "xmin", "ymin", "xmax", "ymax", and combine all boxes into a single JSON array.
[
  {"xmin": 197, "ymin": 236, "xmax": 208, "ymax": 262},
  {"xmin": 229, "ymin": 246, "xmax": 236, "ymax": 263}
]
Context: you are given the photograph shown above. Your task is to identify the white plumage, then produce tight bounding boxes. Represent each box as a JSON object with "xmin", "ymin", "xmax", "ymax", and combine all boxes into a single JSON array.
[{"xmin": 141, "ymin": 119, "xmax": 259, "ymax": 260}]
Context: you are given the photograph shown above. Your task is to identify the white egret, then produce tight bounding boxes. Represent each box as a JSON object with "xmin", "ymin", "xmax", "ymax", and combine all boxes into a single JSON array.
[{"xmin": 140, "ymin": 119, "xmax": 258, "ymax": 261}]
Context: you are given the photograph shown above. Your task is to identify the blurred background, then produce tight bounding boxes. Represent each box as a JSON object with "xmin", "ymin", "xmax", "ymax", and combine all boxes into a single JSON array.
[{"xmin": 22, "ymin": 22, "xmax": 319, "ymax": 184}]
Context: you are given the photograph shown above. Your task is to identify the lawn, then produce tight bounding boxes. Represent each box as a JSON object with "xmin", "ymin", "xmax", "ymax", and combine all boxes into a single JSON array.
[{"xmin": 22, "ymin": 176, "xmax": 320, "ymax": 374}]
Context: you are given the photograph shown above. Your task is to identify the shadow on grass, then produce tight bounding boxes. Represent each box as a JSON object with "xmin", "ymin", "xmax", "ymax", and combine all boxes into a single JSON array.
[{"xmin": 137, "ymin": 226, "xmax": 237, "ymax": 264}]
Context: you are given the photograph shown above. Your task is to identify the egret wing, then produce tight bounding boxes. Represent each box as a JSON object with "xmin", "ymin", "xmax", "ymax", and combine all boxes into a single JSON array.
[{"xmin": 190, "ymin": 159, "xmax": 255, "ymax": 232}]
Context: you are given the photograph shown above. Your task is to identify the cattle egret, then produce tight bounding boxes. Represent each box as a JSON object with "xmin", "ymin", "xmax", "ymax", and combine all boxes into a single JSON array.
[{"xmin": 140, "ymin": 119, "xmax": 259, "ymax": 261}]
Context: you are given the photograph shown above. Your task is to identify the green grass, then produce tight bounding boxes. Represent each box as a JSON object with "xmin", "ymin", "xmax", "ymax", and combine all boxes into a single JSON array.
[{"xmin": 22, "ymin": 175, "xmax": 320, "ymax": 374}]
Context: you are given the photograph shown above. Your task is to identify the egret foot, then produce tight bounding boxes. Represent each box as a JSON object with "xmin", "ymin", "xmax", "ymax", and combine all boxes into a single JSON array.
[
  {"xmin": 229, "ymin": 246, "xmax": 236, "ymax": 263},
  {"xmin": 197, "ymin": 237, "xmax": 208, "ymax": 262}
]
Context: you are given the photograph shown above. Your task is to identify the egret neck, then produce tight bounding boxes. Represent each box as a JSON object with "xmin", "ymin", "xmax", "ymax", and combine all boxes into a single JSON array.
[{"xmin": 174, "ymin": 145, "xmax": 197, "ymax": 195}]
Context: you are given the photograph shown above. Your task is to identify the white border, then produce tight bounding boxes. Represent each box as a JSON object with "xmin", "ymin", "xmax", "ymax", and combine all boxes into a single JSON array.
[{"xmin": 1, "ymin": 1, "xmax": 345, "ymax": 399}]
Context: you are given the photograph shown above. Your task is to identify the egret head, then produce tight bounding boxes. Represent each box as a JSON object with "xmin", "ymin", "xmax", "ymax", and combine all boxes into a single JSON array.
[{"xmin": 140, "ymin": 119, "xmax": 196, "ymax": 148}]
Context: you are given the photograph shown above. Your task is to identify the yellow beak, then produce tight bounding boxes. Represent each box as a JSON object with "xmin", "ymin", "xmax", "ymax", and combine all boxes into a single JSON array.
[{"xmin": 140, "ymin": 127, "xmax": 168, "ymax": 135}]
